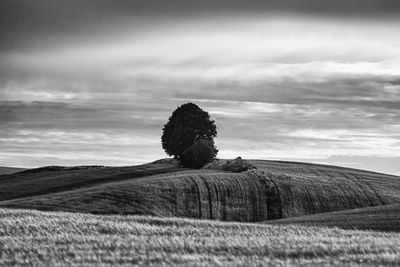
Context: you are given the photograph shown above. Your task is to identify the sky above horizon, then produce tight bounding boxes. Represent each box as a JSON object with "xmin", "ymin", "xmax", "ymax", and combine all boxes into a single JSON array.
[{"xmin": 1, "ymin": 0, "xmax": 400, "ymax": 175}]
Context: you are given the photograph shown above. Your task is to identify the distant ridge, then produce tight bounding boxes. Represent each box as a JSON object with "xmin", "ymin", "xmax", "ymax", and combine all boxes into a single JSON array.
[{"xmin": 0, "ymin": 167, "xmax": 26, "ymax": 175}]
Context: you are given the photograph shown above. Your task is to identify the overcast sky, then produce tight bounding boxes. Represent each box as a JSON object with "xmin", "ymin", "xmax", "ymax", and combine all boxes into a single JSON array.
[{"xmin": 1, "ymin": 0, "xmax": 399, "ymax": 175}]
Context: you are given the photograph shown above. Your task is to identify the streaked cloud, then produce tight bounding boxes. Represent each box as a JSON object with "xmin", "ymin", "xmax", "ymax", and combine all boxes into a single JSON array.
[{"xmin": 0, "ymin": 2, "xmax": 399, "ymax": 174}]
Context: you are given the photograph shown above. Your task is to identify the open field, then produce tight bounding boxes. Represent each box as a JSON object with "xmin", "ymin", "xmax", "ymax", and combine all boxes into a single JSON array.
[
  {"xmin": 0, "ymin": 162, "xmax": 184, "ymax": 201},
  {"xmin": 1, "ymin": 208, "xmax": 400, "ymax": 266},
  {"xmin": 1, "ymin": 160, "xmax": 400, "ymax": 223},
  {"xmin": 0, "ymin": 167, "xmax": 26, "ymax": 175},
  {"xmin": 265, "ymin": 203, "xmax": 400, "ymax": 232},
  {"xmin": 251, "ymin": 161, "xmax": 400, "ymax": 217},
  {"xmin": 0, "ymin": 169, "xmax": 270, "ymax": 221}
]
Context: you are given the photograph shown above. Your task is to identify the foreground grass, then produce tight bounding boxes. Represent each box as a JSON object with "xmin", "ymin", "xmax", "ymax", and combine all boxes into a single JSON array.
[{"xmin": 1, "ymin": 209, "xmax": 400, "ymax": 266}]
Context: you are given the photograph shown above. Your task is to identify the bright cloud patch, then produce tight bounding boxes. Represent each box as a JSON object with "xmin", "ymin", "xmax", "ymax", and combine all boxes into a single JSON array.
[{"xmin": 0, "ymin": 14, "xmax": 399, "ymax": 174}]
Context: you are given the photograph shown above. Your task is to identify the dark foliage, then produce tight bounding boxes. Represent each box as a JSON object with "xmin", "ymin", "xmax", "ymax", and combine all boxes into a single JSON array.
[
  {"xmin": 161, "ymin": 103, "xmax": 217, "ymax": 165},
  {"xmin": 180, "ymin": 139, "xmax": 218, "ymax": 169}
]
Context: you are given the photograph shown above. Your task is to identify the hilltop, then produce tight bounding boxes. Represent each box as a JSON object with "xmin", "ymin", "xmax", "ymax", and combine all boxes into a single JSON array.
[{"xmin": 1, "ymin": 159, "xmax": 399, "ymax": 224}]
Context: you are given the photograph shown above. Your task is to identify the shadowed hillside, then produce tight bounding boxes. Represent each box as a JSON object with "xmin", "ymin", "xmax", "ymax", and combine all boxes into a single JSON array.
[
  {"xmin": 1, "ymin": 160, "xmax": 400, "ymax": 222},
  {"xmin": 265, "ymin": 203, "xmax": 400, "ymax": 232},
  {"xmin": 0, "ymin": 167, "xmax": 26, "ymax": 175},
  {"xmin": 0, "ymin": 162, "xmax": 184, "ymax": 201},
  {"xmin": 0, "ymin": 169, "xmax": 271, "ymax": 221}
]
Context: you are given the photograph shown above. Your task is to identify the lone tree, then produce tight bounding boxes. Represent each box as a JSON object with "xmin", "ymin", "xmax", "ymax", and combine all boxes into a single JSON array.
[{"xmin": 161, "ymin": 103, "xmax": 218, "ymax": 168}]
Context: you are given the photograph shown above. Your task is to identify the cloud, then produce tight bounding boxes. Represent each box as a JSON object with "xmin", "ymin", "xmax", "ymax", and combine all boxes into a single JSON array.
[
  {"xmin": 4, "ymin": 94, "xmax": 399, "ymax": 170},
  {"xmin": 0, "ymin": 100, "xmax": 170, "ymax": 167},
  {"xmin": 6, "ymin": 16, "xmax": 400, "ymax": 68},
  {"xmin": 3, "ymin": 15, "xmax": 400, "ymax": 105},
  {"xmin": 0, "ymin": 11, "xmax": 399, "ymax": 174}
]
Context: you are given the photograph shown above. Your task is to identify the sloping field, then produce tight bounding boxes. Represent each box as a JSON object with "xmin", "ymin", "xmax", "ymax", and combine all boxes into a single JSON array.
[
  {"xmin": 1, "ymin": 208, "xmax": 400, "ymax": 266},
  {"xmin": 1, "ymin": 160, "xmax": 400, "ymax": 222},
  {"xmin": 251, "ymin": 160, "xmax": 400, "ymax": 218},
  {"xmin": 0, "ymin": 170, "xmax": 271, "ymax": 221},
  {"xmin": 0, "ymin": 167, "xmax": 26, "ymax": 175},
  {"xmin": 265, "ymin": 204, "xmax": 400, "ymax": 232},
  {"xmin": 0, "ymin": 162, "xmax": 184, "ymax": 201}
]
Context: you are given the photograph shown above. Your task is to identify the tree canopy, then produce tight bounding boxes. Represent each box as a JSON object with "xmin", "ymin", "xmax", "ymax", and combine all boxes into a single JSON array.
[{"xmin": 161, "ymin": 103, "xmax": 217, "ymax": 167}]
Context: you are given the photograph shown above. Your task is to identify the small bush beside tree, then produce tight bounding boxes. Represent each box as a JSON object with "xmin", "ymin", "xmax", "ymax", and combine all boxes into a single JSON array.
[
  {"xmin": 222, "ymin": 157, "xmax": 255, "ymax": 172},
  {"xmin": 180, "ymin": 139, "xmax": 218, "ymax": 169}
]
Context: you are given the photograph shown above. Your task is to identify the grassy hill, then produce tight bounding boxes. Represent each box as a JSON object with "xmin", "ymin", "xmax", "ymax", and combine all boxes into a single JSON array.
[
  {"xmin": 1, "ymin": 159, "xmax": 399, "ymax": 222},
  {"xmin": 0, "ymin": 167, "xmax": 26, "ymax": 175},
  {"xmin": 0, "ymin": 162, "xmax": 184, "ymax": 201},
  {"xmin": 0, "ymin": 169, "xmax": 270, "ymax": 221},
  {"xmin": 1, "ymin": 208, "xmax": 400, "ymax": 266},
  {"xmin": 265, "ymin": 203, "xmax": 400, "ymax": 232},
  {"xmin": 251, "ymin": 160, "xmax": 400, "ymax": 218}
]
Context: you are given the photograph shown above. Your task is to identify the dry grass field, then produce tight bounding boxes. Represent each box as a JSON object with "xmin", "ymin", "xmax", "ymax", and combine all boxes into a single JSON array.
[
  {"xmin": 251, "ymin": 161, "xmax": 400, "ymax": 217},
  {"xmin": 0, "ymin": 170, "xmax": 270, "ymax": 221},
  {"xmin": 1, "ymin": 160, "xmax": 400, "ymax": 224},
  {"xmin": 266, "ymin": 203, "xmax": 400, "ymax": 232},
  {"xmin": 1, "ymin": 160, "xmax": 400, "ymax": 266},
  {"xmin": 1, "ymin": 208, "xmax": 400, "ymax": 266},
  {"xmin": 0, "ymin": 162, "xmax": 184, "ymax": 201}
]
